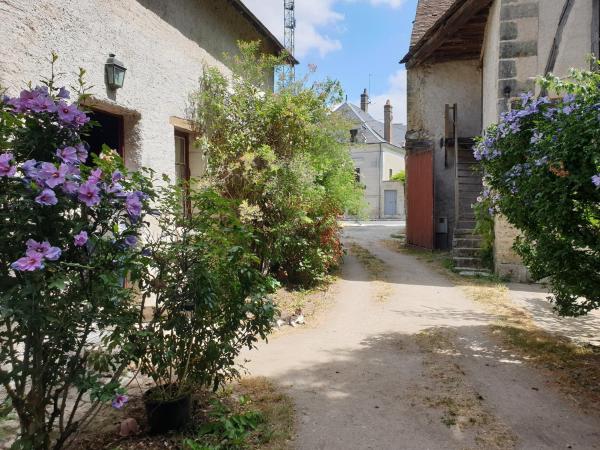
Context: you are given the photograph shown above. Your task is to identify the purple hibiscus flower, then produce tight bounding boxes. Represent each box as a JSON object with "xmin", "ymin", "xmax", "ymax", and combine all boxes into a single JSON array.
[
  {"xmin": 112, "ymin": 394, "xmax": 129, "ymax": 410},
  {"xmin": 26, "ymin": 239, "xmax": 61, "ymax": 261},
  {"xmin": 75, "ymin": 143, "xmax": 88, "ymax": 163},
  {"xmin": 56, "ymin": 102, "xmax": 80, "ymax": 124},
  {"xmin": 73, "ymin": 111, "xmax": 90, "ymax": 127},
  {"xmin": 21, "ymin": 159, "xmax": 38, "ymax": 178},
  {"xmin": 35, "ymin": 188, "xmax": 58, "ymax": 206},
  {"xmin": 74, "ymin": 231, "xmax": 88, "ymax": 247},
  {"xmin": 592, "ymin": 174, "xmax": 600, "ymax": 187},
  {"xmin": 62, "ymin": 180, "xmax": 79, "ymax": 195},
  {"xmin": 89, "ymin": 168, "xmax": 103, "ymax": 184},
  {"xmin": 39, "ymin": 162, "xmax": 69, "ymax": 188},
  {"xmin": 125, "ymin": 192, "xmax": 142, "ymax": 218},
  {"xmin": 0, "ymin": 153, "xmax": 16, "ymax": 177},
  {"xmin": 124, "ymin": 235, "xmax": 138, "ymax": 248},
  {"xmin": 30, "ymin": 95, "xmax": 57, "ymax": 114},
  {"xmin": 11, "ymin": 252, "xmax": 44, "ymax": 272},
  {"xmin": 78, "ymin": 180, "xmax": 101, "ymax": 207},
  {"xmin": 57, "ymin": 87, "xmax": 70, "ymax": 99},
  {"xmin": 56, "ymin": 146, "xmax": 79, "ymax": 164}
]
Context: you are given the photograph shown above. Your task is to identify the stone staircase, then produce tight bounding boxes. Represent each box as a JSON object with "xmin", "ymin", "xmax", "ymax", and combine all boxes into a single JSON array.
[{"xmin": 452, "ymin": 148, "xmax": 490, "ymax": 276}]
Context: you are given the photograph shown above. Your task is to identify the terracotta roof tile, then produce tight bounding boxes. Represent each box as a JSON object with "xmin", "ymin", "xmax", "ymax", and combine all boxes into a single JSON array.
[{"xmin": 410, "ymin": 0, "xmax": 457, "ymax": 48}]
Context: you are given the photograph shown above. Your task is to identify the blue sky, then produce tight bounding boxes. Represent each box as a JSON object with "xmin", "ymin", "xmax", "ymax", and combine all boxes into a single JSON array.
[{"xmin": 242, "ymin": 0, "xmax": 419, "ymax": 124}]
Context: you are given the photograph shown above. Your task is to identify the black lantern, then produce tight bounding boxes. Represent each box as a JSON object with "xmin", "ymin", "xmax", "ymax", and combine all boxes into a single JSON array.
[{"xmin": 105, "ymin": 54, "xmax": 126, "ymax": 90}]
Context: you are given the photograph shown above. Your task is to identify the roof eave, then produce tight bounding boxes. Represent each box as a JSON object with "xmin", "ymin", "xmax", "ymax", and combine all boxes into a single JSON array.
[{"xmin": 228, "ymin": 0, "xmax": 299, "ymax": 65}]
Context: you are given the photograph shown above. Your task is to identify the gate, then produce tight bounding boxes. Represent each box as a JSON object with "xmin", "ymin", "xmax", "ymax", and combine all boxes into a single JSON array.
[{"xmin": 406, "ymin": 140, "xmax": 434, "ymax": 249}]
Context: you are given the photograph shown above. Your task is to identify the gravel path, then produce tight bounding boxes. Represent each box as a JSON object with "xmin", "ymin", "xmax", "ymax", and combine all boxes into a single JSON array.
[{"xmin": 243, "ymin": 223, "xmax": 600, "ymax": 450}]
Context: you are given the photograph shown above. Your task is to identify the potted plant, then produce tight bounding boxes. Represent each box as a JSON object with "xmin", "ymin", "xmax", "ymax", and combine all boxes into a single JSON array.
[{"xmin": 136, "ymin": 182, "xmax": 277, "ymax": 434}]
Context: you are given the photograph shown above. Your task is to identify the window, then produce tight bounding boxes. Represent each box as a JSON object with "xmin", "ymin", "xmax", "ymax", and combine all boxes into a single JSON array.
[
  {"xmin": 174, "ymin": 130, "xmax": 191, "ymax": 213},
  {"xmin": 85, "ymin": 109, "xmax": 124, "ymax": 159},
  {"xmin": 350, "ymin": 129, "xmax": 358, "ymax": 143},
  {"xmin": 355, "ymin": 167, "xmax": 361, "ymax": 183},
  {"xmin": 594, "ymin": 0, "xmax": 600, "ymax": 60},
  {"xmin": 389, "ymin": 169, "xmax": 393, "ymax": 179}
]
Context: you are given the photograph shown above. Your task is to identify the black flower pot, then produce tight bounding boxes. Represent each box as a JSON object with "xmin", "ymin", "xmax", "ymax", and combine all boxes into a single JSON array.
[{"xmin": 144, "ymin": 384, "xmax": 192, "ymax": 434}]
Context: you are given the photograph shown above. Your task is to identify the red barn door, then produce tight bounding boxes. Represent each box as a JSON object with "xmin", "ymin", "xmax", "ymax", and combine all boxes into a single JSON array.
[{"xmin": 406, "ymin": 142, "xmax": 434, "ymax": 249}]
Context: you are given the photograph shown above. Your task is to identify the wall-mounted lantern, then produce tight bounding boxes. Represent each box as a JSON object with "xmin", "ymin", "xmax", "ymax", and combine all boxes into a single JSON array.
[{"xmin": 105, "ymin": 54, "xmax": 127, "ymax": 90}]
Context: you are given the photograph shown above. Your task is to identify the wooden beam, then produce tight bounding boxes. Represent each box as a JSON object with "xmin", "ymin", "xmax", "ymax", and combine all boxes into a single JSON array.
[
  {"xmin": 544, "ymin": 0, "xmax": 575, "ymax": 76},
  {"xmin": 403, "ymin": 0, "xmax": 493, "ymax": 68}
]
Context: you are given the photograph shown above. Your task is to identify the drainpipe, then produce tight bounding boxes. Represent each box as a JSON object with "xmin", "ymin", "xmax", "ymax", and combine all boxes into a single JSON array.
[{"xmin": 379, "ymin": 143, "xmax": 383, "ymax": 219}]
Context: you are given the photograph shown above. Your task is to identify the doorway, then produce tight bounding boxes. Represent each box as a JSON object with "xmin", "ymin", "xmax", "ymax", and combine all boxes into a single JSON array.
[{"xmin": 384, "ymin": 190, "xmax": 397, "ymax": 216}]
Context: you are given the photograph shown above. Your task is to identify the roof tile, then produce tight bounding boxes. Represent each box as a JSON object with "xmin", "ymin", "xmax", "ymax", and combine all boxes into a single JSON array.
[{"xmin": 410, "ymin": 0, "xmax": 457, "ymax": 48}]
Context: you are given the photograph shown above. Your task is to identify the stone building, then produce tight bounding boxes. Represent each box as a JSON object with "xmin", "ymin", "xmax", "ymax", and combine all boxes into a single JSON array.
[
  {"xmin": 0, "ymin": 0, "xmax": 292, "ymax": 182},
  {"xmin": 402, "ymin": 0, "xmax": 597, "ymax": 279},
  {"xmin": 335, "ymin": 90, "xmax": 406, "ymax": 219}
]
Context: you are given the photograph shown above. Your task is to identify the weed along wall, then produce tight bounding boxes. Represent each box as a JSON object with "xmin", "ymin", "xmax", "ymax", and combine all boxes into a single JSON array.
[{"xmin": 0, "ymin": 0, "xmax": 280, "ymax": 180}]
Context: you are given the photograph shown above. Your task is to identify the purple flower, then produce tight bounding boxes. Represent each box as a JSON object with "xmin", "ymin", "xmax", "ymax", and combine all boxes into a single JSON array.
[
  {"xmin": 125, "ymin": 193, "xmax": 142, "ymax": 218},
  {"xmin": 30, "ymin": 95, "xmax": 57, "ymax": 114},
  {"xmin": 25, "ymin": 239, "xmax": 61, "ymax": 261},
  {"xmin": 124, "ymin": 235, "xmax": 138, "ymax": 248},
  {"xmin": 57, "ymin": 87, "xmax": 70, "ymax": 99},
  {"xmin": 56, "ymin": 102, "xmax": 79, "ymax": 123},
  {"xmin": 62, "ymin": 180, "xmax": 79, "ymax": 195},
  {"xmin": 562, "ymin": 104, "xmax": 576, "ymax": 115},
  {"xmin": 111, "ymin": 170, "xmax": 123, "ymax": 183},
  {"xmin": 35, "ymin": 188, "xmax": 58, "ymax": 206},
  {"xmin": 0, "ymin": 153, "xmax": 16, "ymax": 178},
  {"xmin": 75, "ymin": 143, "xmax": 88, "ymax": 163},
  {"xmin": 78, "ymin": 181, "xmax": 101, "ymax": 207},
  {"xmin": 563, "ymin": 93, "xmax": 576, "ymax": 104},
  {"xmin": 89, "ymin": 168, "xmax": 103, "ymax": 184},
  {"xmin": 74, "ymin": 231, "xmax": 88, "ymax": 247},
  {"xmin": 530, "ymin": 131, "xmax": 543, "ymax": 144},
  {"xmin": 56, "ymin": 146, "xmax": 78, "ymax": 164},
  {"xmin": 592, "ymin": 174, "xmax": 600, "ymax": 187},
  {"xmin": 106, "ymin": 182, "xmax": 124, "ymax": 195},
  {"xmin": 11, "ymin": 252, "xmax": 44, "ymax": 272},
  {"xmin": 39, "ymin": 162, "xmax": 68, "ymax": 188},
  {"xmin": 111, "ymin": 394, "xmax": 129, "ymax": 410},
  {"xmin": 21, "ymin": 159, "xmax": 38, "ymax": 178},
  {"xmin": 73, "ymin": 111, "xmax": 90, "ymax": 127}
]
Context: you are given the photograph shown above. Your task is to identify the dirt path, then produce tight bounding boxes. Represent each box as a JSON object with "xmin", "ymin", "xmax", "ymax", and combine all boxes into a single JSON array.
[{"xmin": 243, "ymin": 223, "xmax": 600, "ymax": 450}]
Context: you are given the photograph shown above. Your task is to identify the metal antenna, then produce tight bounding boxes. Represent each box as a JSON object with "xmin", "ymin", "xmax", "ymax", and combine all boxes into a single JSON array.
[{"xmin": 284, "ymin": 0, "xmax": 296, "ymax": 80}]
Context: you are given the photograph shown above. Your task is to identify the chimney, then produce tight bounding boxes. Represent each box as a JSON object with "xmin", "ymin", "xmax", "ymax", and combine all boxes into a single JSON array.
[
  {"xmin": 384, "ymin": 99, "xmax": 393, "ymax": 143},
  {"xmin": 360, "ymin": 88, "xmax": 369, "ymax": 113}
]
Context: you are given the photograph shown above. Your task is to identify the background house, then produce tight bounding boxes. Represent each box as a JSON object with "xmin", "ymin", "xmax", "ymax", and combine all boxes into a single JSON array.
[
  {"xmin": 402, "ymin": 0, "xmax": 597, "ymax": 279},
  {"xmin": 0, "ymin": 0, "xmax": 293, "ymax": 183},
  {"xmin": 336, "ymin": 90, "xmax": 406, "ymax": 219}
]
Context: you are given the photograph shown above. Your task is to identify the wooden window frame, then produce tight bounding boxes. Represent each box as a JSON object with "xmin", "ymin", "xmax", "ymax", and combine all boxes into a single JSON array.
[
  {"xmin": 174, "ymin": 130, "xmax": 191, "ymax": 215},
  {"xmin": 593, "ymin": 0, "xmax": 600, "ymax": 61}
]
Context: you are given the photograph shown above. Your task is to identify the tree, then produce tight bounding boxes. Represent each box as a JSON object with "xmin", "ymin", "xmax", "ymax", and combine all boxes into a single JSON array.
[{"xmin": 191, "ymin": 41, "xmax": 364, "ymax": 286}]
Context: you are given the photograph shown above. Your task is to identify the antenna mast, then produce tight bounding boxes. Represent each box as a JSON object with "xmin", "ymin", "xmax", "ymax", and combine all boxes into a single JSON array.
[{"xmin": 284, "ymin": 0, "xmax": 296, "ymax": 80}]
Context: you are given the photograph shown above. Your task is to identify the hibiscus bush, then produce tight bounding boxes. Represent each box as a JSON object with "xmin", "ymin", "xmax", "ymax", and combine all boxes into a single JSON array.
[
  {"xmin": 0, "ymin": 61, "xmax": 154, "ymax": 448},
  {"xmin": 192, "ymin": 42, "xmax": 364, "ymax": 287},
  {"xmin": 475, "ymin": 68, "xmax": 600, "ymax": 316},
  {"xmin": 136, "ymin": 181, "xmax": 277, "ymax": 398}
]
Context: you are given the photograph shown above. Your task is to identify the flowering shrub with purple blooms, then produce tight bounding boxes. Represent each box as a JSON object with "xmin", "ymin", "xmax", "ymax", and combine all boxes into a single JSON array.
[
  {"xmin": 0, "ymin": 59, "xmax": 155, "ymax": 449},
  {"xmin": 475, "ymin": 68, "xmax": 600, "ymax": 316}
]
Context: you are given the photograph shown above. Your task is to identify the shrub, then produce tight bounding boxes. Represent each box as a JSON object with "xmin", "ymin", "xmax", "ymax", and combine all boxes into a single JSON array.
[
  {"xmin": 475, "ymin": 67, "xmax": 600, "ymax": 316},
  {"xmin": 0, "ymin": 60, "xmax": 155, "ymax": 448},
  {"xmin": 191, "ymin": 41, "xmax": 364, "ymax": 287},
  {"xmin": 137, "ymin": 181, "xmax": 277, "ymax": 397},
  {"xmin": 391, "ymin": 170, "xmax": 406, "ymax": 183}
]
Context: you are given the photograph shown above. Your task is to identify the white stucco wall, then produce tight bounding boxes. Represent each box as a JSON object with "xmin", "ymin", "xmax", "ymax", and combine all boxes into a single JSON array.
[
  {"xmin": 0, "ymin": 0, "xmax": 278, "ymax": 179},
  {"xmin": 350, "ymin": 144, "xmax": 405, "ymax": 219}
]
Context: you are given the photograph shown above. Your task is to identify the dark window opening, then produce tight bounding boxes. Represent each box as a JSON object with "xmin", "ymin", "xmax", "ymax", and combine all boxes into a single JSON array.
[
  {"xmin": 355, "ymin": 167, "xmax": 361, "ymax": 183},
  {"xmin": 175, "ymin": 130, "xmax": 191, "ymax": 214},
  {"xmin": 389, "ymin": 169, "xmax": 393, "ymax": 179},
  {"xmin": 85, "ymin": 109, "xmax": 124, "ymax": 159},
  {"xmin": 350, "ymin": 129, "xmax": 358, "ymax": 143}
]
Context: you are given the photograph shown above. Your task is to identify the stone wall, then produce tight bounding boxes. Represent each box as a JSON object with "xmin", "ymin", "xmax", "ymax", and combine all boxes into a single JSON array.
[{"xmin": 0, "ymin": 0, "xmax": 279, "ymax": 179}]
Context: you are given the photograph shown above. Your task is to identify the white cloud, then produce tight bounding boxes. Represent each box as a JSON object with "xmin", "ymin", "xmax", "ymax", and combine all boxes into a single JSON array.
[
  {"xmin": 242, "ymin": 0, "xmax": 403, "ymax": 58},
  {"xmin": 362, "ymin": 69, "xmax": 407, "ymax": 124}
]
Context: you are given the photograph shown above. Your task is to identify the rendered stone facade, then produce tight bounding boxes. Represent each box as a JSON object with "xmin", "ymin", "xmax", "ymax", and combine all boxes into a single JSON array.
[{"xmin": 0, "ymin": 0, "xmax": 284, "ymax": 180}]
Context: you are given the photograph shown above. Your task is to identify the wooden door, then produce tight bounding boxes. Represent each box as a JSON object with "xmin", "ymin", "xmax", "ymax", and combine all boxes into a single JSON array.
[{"xmin": 406, "ymin": 142, "xmax": 434, "ymax": 249}]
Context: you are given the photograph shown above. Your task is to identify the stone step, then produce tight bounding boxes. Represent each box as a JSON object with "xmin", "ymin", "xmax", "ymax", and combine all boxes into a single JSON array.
[
  {"xmin": 455, "ymin": 268, "xmax": 493, "ymax": 277},
  {"xmin": 457, "ymin": 220, "xmax": 477, "ymax": 229},
  {"xmin": 458, "ymin": 178, "xmax": 483, "ymax": 186},
  {"xmin": 453, "ymin": 228, "xmax": 480, "ymax": 237},
  {"xmin": 453, "ymin": 247, "xmax": 482, "ymax": 258},
  {"xmin": 453, "ymin": 257, "xmax": 485, "ymax": 269},
  {"xmin": 454, "ymin": 237, "xmax": 482, "ymax": 247}
]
